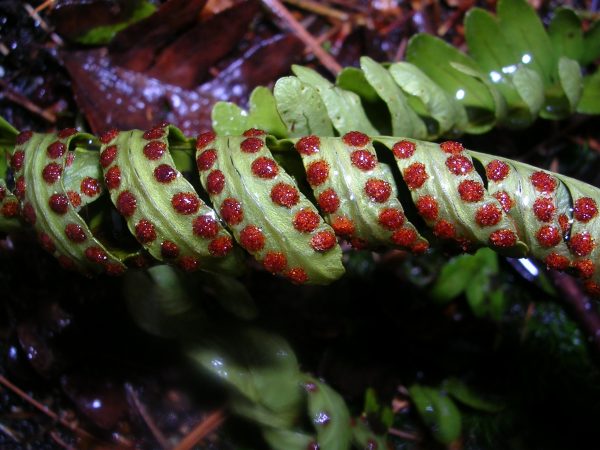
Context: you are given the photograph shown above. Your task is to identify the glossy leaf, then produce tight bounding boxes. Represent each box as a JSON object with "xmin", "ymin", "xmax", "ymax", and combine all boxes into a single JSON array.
[
  {"xmin": 443, "ymin": 378, "xmax": 505, "ymax": 413},
  {"xmin": 577, "ymin": 71, "xmax": 600, "ymax": 114},
  {"xmin": 548, "ymin": 8, "xmax": 584, "ymax": 62}
]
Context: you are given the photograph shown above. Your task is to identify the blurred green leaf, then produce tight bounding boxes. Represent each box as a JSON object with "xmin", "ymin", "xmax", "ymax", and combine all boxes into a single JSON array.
[
  {"xmin": 244, "ymin": 87, "xmax": 288, "ymax": 138},
  {"xmin": 548, "ymin": 8, "xmax": 583, "ymax": 62},
  {"xmin": 409, "ymin": 384, "xmax": 462, "ymax": 445},
  {"xmin": 558, "ymin": 56, "xmax": 583, "ymax": 110},
  {"xmin": 305, "ymin": 377, "xmax": 352, "ymax": 450},
  {"xmin": 212, "ymin": 101, "xmax": 248, "ymax": 136},
  {"xmin": 263, "ymin": 429, "xmax": 315, "ymax": 450},
  {"xmin": 582, "ymin": 20, "xmax": 600, "ymax": 66},
  {"xmin": 76, "ymin": 1, "xmax": 156, "ymax": 45},
  {"xmin": 443, "ymin": 378, "xmax": 505, "ymax": 413},
  {"xmin": 577, "ymin": 71, "xmax": 600, "ymax": 114}
]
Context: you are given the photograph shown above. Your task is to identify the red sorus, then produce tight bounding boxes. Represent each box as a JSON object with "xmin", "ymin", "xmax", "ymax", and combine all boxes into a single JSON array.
[
  {"xmin": 1, "ymin": 201, "xmax": 19, "ymax": 217},
  {"xmin": 532, "ymin": 197, "xmax": 555, "ymax": 222},
  {"xmin": 251, "ymin": 157, "xmax": 279, "ymax": 179},
  {"xmin": 196, "ymin": 131, "xmax": 216, "ymax": 149},
  {"xmin": 342, "ymin": 131, "xmax": 370, "ymax": 147},
  {"xmin": 11, "ymin": 150, "xmax": 25, "ymax": 171},
  {"xmin": 415, "ymin": 195, "xmax": 439, "ymax": 221},
  {"xmin": 196, "ymin": 149, "xmax": 217, "ymax": 171},
  {"xmin": 143, "ymin": 141, "xmax": 166, "ymax": 160},
  {"xmin": 391, "ymin": 228, "xmax": 417, "ymax": 247},
  {"xmin": 84, "ymin": 246, "xmax": 108, "ymax": 264},
  {"xmin": 445, "ymin": 155, "xmax": 473, "ymax": 175},
  {"xmin": 105, "ymin": 263, "xmax": 126, "ymax": 276},
  {"xmin": 143, "ymin": 127, "xmax": 165, "ymax": 140},
  {"xmin": 58, "ymin": 255, "xmax": 76, "ymax": 270},
  {"xmin": 0, "ymin": 185, "xmax": 5, "ymax": 201},
  {"xmin": 81, "ymin": 177, "xmax": 100, "ymax": 196},
  {"xmin": 240, "ymin": 137, "xmax": 263, "ymax": 153},
  {"xmin": 293, "ymin": 209, "xmax": 320, "ymax": 233},
  {"xmin": 22, "ymin": 202, "xmax": 36, "ymax": 224},
  {"xmin": 318, "ymin": 188, "xmax": 340, "ymax": 213},
  {"xmin": 486, "ymin": 160, "xmax": 510, "ymax": 182},
  {"xmin": 545, "ymin": 252, "xmax": 570, "ymax": 271},
  {"xmin": 208, "ymin": 236, "xmax": 233, "ymax": 257},
  {"xmin": 270, "ymin": 182, "xmax": 299, "ymax": 208},
  {"xmin": 378, "ymin": 207, "xmax": 405, "ymax": 230},
  {"xmin": 172, "ymin": 192, "xmax": 200, "ymax": 215},
  {"xmin": 160, "ymin": 240, "xmax": 180, "ymax": 258},
  {"xmin": 475, "ymin": 203, "xmax": 502, "ymax": 227},
  {"xmin": 65, "ymin": 223, "xmax": 87, "ymax": 243},
  {"xmin": 243, "ymin": 128, "xmax": 266, "ymax": 137},
  {"xmin": 117, "ymin": 191, "xmax": 137, "ymax": 217},
  {"xmin": 310, "ymin": 231, "xmax": 337, "ymax": 252},
  {"xmin": 14, "ymin": 176, "xmax": 25, "ymax": 199},
  {"xmin": 206, "ymin": 170, "xmax": 225, "ymax": 195},
  {"xmin": 433, "ymin": 220, "xmax": 456, "ymax": 239},
  {"xmin": 16, "ymin": 130, "xmax": 33, "ymax": 145},
  {"xmin": 489, "ymin": 229, "xmax": 517, "ymax": 247},
  {"xmin": 154, "ymin": 164, "xmax": 177, "ymax": 183},
  {"xmin": 42, "ymin": 162, "xmax": 62, "ymax": 183},
  {"xmin": 286, "ymin": 267, "xmax": 308, "ymax": 284},
  {"xmin": 493, "ymin": 191, "xmax": 513, "ymax": 212},
  {"xmin": 263, "ymin": 251, "xmax": 287, "ymax": 273},
  {"xmin": 411, "ymin": 240, "xmax": 430, "ymax": 254},
  {"xmin": 574, "ymin": 259, "xmax": 595, "ymax": 278},
  {"xmin": 104, "ymin": 166, "xmax": 121, "ymax": 190},
  {"xmin": 46, "ymin": 141, "xmax": 66, "ymax": 159},
  {"xmin": 306, "ymin": 160, "xmax": 329, "ymax": 186},
  {"xmin": 536, "ymin": 225, "xmax": 561, "ymax": 248},
  {"xmin": 220, "ymin": 198, "xmax": 244, "ymax": 225},
  {"xmin": 440, "ymin": 141, "xmax": 464, "ymax": 154},
  {"xmin": 38, "ymin": 232, "xmax": 55, "ymax": 253},
  {"xmin": 583, "ymin": 280, "xmax": 600, "ymax": 296},
  {"xmin": 350, "ymin": 150, "xmax": 377, "ymax": 171},
  {"xmin": 558, "ymin": 214, "xmax": 570, "ymax": 236},
  {"xmin": 403, "ymin": 163, "xmax": 428, "ymax": 190},
  {"xmin": 135, "ymin": 219, "xmax": 157, "ymax": 243},
  {"xmin": 365, "ymin": 178, "xmax": 392, "ymax": 203},
  {"xmin": 192, "ymin": 215, "xmax": 219, "ymax": 239},
  {"xmin": 331, "ymin": 216, "xmax": 355, "ymax": 237},
  {"xmin": 296, "ymin": 135, "xmax": 320, "ymax": 155},
  {"xmin": 179, "ymin": 256, "xmax": 199, "ymax": 272},
  {"xmin": 530, "ymin": 171, "xmax": 557, "ymax": 193},
  {"xmin": 49, "ymin": 193, "xmax": 69, "ymax": 214},
  {"xmin": 100, "ymin": 145, "xmax": 118, "ymax": 168},
  {"xmin": 573, "ymin": 197, "xmax": 598, "ymax": 223},
  {"xmin": 239, "ymin": 225, "xmax": 265, "ymax": 252},
  {"xmin": 351, "ymin": 237, "xmax": 368, "ymax": 249},
  {"xmin": 66, "ymin": 152, "xmax": 75, "ymax": 167},
  {"xmin": 68, "ymin": 191, "xmax": 81, "ymax": 208},
  {"xmin": 58, "ymin": 128, "xmax": 77, "ymax": 138},
  {"xmin": 99, "ymin": 129, "xmax": 119, "ymax": 144},
  {"xmin": 457, "ymin": 180, "xmax": 484, "ymax": 202},
  {"xmin": 569, "ymin": 232, "xmax": 594, "ymax": 257},
  {"xmin": 392, "ymin": 140, "xmax": 416, "ymax": 159}
]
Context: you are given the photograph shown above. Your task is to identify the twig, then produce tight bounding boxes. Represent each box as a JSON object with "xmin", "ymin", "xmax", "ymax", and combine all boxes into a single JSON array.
[
  {"xmin": 261, "ymin": 0, "xmax": 343, "ymax": 75},
  {"xmin": 0, "ymin": 375, "xmax": 125, "ymax": 446},
  {"xmin": 0, "ymin": 79, "xmax": 57, "ymax": 124},
  {"xmin": 549, "ymin": 271, "xmax": 600, "ymax": 357},
  {"xmin": 283, "ymin": 0, "xmax": 350, "ymax": 21},
  {"xmin": 125, "ymin": 383, "xmax": 170, "ymax": 449},
  {"xmin": 172, "ymin": 409, "xmax": 225, "ymax": 450},
  {"xmin": 388, "ymin": 427, "xmax": 420, "ymax": 441},
  {"xmin": 22, "ymin": 3, "xmax": 63, "ymax": 46},
  {"xmin": 0, "ymin": 422, "xmax": 22, "ymax": 443}
]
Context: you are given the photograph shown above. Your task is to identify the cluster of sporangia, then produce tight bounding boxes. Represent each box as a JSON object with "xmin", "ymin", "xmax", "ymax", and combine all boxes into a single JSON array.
[{"xmin": 2, "ymin": 124, "xmax": 600, "ymax": 295}]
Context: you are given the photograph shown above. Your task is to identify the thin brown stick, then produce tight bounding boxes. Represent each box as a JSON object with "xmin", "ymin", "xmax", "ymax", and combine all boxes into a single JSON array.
[
  {"xmin": 549, "ymin": 271, "xmax": 600, "ymax": 357},
  {"xmin": 261, "ymin": 0, "xmax": 343, "ymax": 75},
  {"xmin": 388, "ymin": 427, "xmax": 420, "ymax": 441},
  {"xmin": 125, "ymin": 384, "xmax": 170, "ymax": 449},
  {"xmin": 172, "ymin": 409, "xmax": 225, "ymax": 450},
  {"xmin": 0, "ymin": 79, "xmax": 57, "ymax": 124},
  {"xmin": 283, "ymin": 0, "xmax": 350, "ymax": 21},
  {"xmin": 0, "ymin": 375, "xmax": 124, "ymax": 446}
]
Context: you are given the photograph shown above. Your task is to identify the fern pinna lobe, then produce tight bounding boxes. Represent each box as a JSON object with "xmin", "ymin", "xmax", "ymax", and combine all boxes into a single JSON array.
[{"xmin": 2, "ymin": 125, "xmax": 600, "ymax": 295}]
